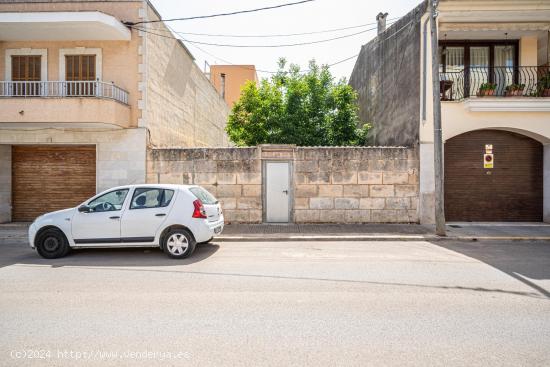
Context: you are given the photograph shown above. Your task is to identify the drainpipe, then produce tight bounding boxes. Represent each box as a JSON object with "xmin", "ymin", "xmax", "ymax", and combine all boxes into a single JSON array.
[{"xmin": 376, "ymin": 12, "xmax": 388, "ymax": 35}]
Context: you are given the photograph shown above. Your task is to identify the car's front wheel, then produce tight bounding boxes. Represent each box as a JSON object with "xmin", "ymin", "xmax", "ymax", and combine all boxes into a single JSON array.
[
  {"xmin": 162, "ymin": 228, "xmax": 196, "ymax": 259},
  {"xmin": 35, "ymin": 228, "xmax": 70, "ymax": 259}
]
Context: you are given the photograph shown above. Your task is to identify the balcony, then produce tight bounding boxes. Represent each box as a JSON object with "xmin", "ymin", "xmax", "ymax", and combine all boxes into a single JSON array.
[
  {"xmin": 0, "ymin": 80, "xmax": 128, "ymax": 104},
  {"xmin": 0, "ymin": 80, "xmax": 131, "ymax": 129},
  {"xmin": 439, "ymin": 66, "xmax": 550, "ymax": 101}
]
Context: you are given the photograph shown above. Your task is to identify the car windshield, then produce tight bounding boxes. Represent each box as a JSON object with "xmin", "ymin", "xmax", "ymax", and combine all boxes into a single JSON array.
[
  {"xmin": 88, "ymin": 189, "xmax": 129, "ymax": 212},
  {"xmin": 189, "ymin": 187, "xmax": 218, "ymax": 205}
]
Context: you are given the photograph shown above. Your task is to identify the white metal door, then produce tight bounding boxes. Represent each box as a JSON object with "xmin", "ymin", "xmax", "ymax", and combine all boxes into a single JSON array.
[{"xmin": 266, "ymin": 162, "xmax": 290, "ymax": 223}]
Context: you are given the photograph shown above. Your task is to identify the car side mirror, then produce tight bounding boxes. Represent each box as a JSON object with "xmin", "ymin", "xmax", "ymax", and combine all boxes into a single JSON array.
[{"xmin": 78, "ymin": 205, "xmax": 91, "ymax": 213}]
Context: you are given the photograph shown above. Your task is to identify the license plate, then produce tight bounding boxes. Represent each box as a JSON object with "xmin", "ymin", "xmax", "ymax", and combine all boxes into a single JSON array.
[{"xmin": 214, "ymin": 226, "xmax": 222, "ymax": 234}]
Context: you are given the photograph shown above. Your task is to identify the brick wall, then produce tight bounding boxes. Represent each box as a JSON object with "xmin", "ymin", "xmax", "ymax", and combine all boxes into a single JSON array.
[{"xmin": 147, "ymin": 145, "xmax": 419, "ymax": 224}]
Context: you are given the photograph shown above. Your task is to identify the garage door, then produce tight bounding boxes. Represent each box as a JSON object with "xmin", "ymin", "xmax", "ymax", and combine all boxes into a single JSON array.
[
  {"xmin": 444, "ymin": 130, "xmax": 543, "ymax": 222},
  {"xmin": 12, "ymin": 145, "xmax": 96, "ymax": 221}
]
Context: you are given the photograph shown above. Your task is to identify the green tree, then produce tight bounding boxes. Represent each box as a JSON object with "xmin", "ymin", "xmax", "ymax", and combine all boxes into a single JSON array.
[{"xmin": 226, "ymin": 59, "xmax": 369, "ymax": 146}]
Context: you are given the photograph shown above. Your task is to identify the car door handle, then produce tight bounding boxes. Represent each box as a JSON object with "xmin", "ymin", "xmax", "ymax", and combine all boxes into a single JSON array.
[
  {"xmin": 109, "ymin": 216, "xmax": 120, "ymax": 220},
  {"xmin": 155, "ymin": 213, "xmax": 166, "ymax": 217},
  {"xmin": 282, "ymin": 190, "xmax": 289, "ymax": 194}
]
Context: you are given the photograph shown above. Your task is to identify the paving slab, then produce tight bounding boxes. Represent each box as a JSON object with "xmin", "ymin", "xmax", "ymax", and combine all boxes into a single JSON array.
[{"xmin": 2, "ymin": 222, "xmax": 550, "ymax": 245}]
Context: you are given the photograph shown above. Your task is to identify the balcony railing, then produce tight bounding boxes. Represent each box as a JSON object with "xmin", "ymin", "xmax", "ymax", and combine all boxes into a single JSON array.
[
  {"xmin": 439, "ymin": 66, "xmax": 550, "ymax": 101},
  {"xmin": 0, "ymin": 80, "xmax": 129, "ymax": 105}
]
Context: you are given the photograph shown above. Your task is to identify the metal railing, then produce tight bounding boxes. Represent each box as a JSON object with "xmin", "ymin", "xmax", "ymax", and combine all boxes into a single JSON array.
[
  {"xmin": 439, "ymin": 66, "xmax": 550, "ymax": 101},
  {"xmin": 0, "ymin": 80, "xmax": 129, "ymax": 105}
]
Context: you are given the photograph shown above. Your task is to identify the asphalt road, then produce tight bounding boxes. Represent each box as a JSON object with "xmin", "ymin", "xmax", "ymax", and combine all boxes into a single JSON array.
[{"xmin": 0, "ymin": 239, "xmax": 549, "ymax": 366}]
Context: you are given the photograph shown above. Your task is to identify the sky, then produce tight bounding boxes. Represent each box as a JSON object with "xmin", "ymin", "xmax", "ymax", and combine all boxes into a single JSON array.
[{"xmin": 148, "ymin": 0, "xmax": 421, "ymax": 81}]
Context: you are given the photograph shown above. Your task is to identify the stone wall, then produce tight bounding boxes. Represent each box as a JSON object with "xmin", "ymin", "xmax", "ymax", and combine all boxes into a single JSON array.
[
  {"xmin": 293, "ymin": 147, "xmax": 418, "ymax": 223},
  {"xmin": 144, "ymin": 6, "xmax": 230, "ymax": 148},
  {"xmin": 349, "ymin": 2, "xmax": 426, "ymax": 147},
  {"xmin": 147, "ymin": 146, "xmax": 419, "ymax": 224},
  {"xmin": 147, "ymin": 148, "xmax": 262, "ymax": 223}
]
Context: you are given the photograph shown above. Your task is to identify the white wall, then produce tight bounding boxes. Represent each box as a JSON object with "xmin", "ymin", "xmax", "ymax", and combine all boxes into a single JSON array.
[
  {"xmin": 417, "ymin": 17, "xmax": 550, "ymax": 223},
  {"xmin": 0, "ymin": 128, "xmax": 147, "ymax": 221}
]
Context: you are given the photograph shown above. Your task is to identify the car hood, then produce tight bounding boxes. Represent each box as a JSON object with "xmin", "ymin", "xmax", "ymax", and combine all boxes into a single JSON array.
[{"xmin": 35, "ymin": 207, "xmax": 76, "ymax": 223}]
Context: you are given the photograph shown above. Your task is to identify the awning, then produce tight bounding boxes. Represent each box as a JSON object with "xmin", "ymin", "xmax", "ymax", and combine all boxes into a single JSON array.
[{"xmin": 0, "ymin": 11, "xmax": 131, "ymax": 41}]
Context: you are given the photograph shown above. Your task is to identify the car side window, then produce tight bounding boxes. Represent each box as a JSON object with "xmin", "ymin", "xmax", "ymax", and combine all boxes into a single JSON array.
[
  {"xmin": 88, "ymin": 189, "xmax": 129, "ymax": 212},
  {"xmin": 162, "ymin": 190, "xmax": 175, "ymax": 207},
  {"xmin": 130, "ymin": 188, "xmax": 174, "ymax": 210}
]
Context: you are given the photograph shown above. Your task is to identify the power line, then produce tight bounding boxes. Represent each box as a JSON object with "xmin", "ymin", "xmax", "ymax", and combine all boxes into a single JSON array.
[
  {"xmin": 125, "ymin": 0, "xmax": 315, "ymax": 26},
  {"xmin": 131, "ymin": 16, "xmax": 416, "ymax": 76},
  {"xmin": 183, "ymin": 35, "xmax": 359, "ymax": 75},
  {"xmin": 141, "ymin": 18, "xmax": 400, "ymax": 38},
  {"xmin": 131, "ymin": 24, "xmax": 379, "ymax": 48},
  {"xmin": 184, "ymin": 42, "xmax": 277, "ymax": 74},
  {"xmin": 191, "ymin": 39, "xmax": 359, "ymax": 75}
]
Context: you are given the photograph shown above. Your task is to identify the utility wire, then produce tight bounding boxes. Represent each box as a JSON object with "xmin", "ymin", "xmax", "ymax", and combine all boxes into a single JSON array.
[
  {"xmin": 131, "ymin": 24, "xmax": 380, "ymax": 48},
  {"xmin": 140, "ymin": 18, "xmax": 400, "ymax": 38},
  {"xmin": 188, "ymin": 39, "xmax": 358, "ymax": 75},
  {"xmin": 133, "ymin": 17, "xmax": 413, "ymax": 75},
  {"xmin": 125, "ymin": 0, "xmax": 315, "ymax": 25}
]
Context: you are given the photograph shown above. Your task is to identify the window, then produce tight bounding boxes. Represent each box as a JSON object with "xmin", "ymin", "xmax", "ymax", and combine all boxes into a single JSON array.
[
  {"xmin": 65, "ymin": 55, "xmax": 96, "ymax": 96},
  {"xmin": 189, "ymin": 187, "xmax": 218, "ymax": 205},
  {"xmin": 65, "ymin": 55, "xmax": 96, "ymax": 81},
  {"xmin": 11, "ymin": 55, "xmax": 41, "ymax": 96},
  {"xmin": 88, "ymin": 189, "xmax": 129, "ymax": 212},
  {"xmin": 439, "ymin": 40, "xmax": 519, "ymax": 98},
  {"xmin": 130, "ymin": 188, "xmax": 174, "ymax": 209}
]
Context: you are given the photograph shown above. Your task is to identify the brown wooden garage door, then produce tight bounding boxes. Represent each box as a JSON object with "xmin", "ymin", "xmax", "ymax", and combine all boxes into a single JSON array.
[
  {"xmin": 444, "ymin": 130, "xmax": 542, "ymax": 222},
  {"xmin": 12, "ymin": 145, "xmax": 96, "ymax": 221}
]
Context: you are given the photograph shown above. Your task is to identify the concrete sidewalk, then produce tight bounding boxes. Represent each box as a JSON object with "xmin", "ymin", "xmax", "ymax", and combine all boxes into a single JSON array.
[
  {"xmin": 218, "ymin": 222, "xmax": 550, "ymax": 242},
  {"xmin": 1, "ymin": 222, "xmax": 550, "ymax": 244}
]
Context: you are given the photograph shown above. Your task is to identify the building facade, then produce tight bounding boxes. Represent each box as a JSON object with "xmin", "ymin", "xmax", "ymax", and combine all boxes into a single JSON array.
[
  {"xmin": 0, "ymin": 0, "xmax": 230, "ymax": 222},
  {"xmin": 350, "ymin": 0, "xmax": 550, "ymax": 224},
  {"xmin": 209, "ymin": 65, "xmax": 259, "ymax": 108}
]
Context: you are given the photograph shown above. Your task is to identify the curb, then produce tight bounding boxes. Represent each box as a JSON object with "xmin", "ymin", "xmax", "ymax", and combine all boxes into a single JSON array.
[{"xmin": 214, "ymin": 235, "xmax": 550, "ymax": 242}]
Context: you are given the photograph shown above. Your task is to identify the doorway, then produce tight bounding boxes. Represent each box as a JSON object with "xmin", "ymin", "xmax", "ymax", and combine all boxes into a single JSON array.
[{"xmin": 264, "ymin": 161, "xmax": 290, "ymax": 223}]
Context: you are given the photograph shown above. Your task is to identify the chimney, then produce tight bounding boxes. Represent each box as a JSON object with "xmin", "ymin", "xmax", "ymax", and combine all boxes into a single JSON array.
[{"xmin": 376, "ymin": 12, "xmax": 388, "ymax": 35}]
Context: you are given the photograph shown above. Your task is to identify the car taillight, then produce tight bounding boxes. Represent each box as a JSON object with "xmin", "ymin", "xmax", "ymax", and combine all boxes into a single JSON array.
[{"xmin": 192, "ymin": 199, "xmax": 207, "ymax": 219}]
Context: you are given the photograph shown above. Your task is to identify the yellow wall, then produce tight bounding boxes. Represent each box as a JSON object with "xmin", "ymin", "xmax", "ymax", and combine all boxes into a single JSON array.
[
  {"xmin": 440, "ymin": 102, "xmax": 550, "ymax": 143},
  {"xmin": 520, "ymin": 36, "xmax": 539, "ymax": 66},
  {"xmin": 210, "ymin": 65, "xmax": 259, "ymax": 108},
  {"xmin": 0, "ymin": 98, "xmax": 131, "ymax": 128},
  {"xmin": 0, "ymin": 0, "xmax": 230, "ymax": 147},
  {"xmin": 0, "ymin": 1, "xmax": 142, "ymax": 128},
  {"xmin": 419, "ymin": 16, "xmax": 550, "ymax": 145}
]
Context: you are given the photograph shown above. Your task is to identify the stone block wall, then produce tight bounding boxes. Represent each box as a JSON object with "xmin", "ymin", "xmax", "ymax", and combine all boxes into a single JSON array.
[
  {"xmin": 292, "ymin": 147, "xmax": 418, "ymax": 223},
  {"xmin": 349, "ymin": 2, "xmax": 426, "ymax": 147},
  {"xmin": 145, "ymin": 6, "xmax": 230, "ymax": 148},
  {"xmin": 147, "ymin": 148, "xmax": 262, "ymax": 223},
  {"xmin": 147, "ymin": 146, "xmax": 419, "ymax": 224}
]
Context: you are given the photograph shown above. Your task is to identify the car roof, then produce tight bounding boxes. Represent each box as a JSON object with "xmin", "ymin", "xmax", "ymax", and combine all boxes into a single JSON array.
[{"xmin": 105, "ymin": 184, "xmax": 198, "ymax": 191}]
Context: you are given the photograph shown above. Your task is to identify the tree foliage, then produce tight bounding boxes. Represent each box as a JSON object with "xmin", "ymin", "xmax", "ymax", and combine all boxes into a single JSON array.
[{"xmin": 226, "ymin": 59, "xmax": 369, "ymax": 146}]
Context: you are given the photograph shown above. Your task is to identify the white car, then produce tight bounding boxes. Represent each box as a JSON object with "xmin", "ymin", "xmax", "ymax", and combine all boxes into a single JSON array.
[{"xmin": 28, "ymin": 184, "xmax": 224, "ymax": 259}]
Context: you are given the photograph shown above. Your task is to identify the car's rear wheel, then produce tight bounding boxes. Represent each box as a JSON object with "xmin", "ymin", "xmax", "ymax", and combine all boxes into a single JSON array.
[
  {"xmin": 163, "ymin": 228, "xmax": 196, "ymax": 259},
  {"xmin": 36, "ymin": 228, "xmax": 70, "ymax": 259}
]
